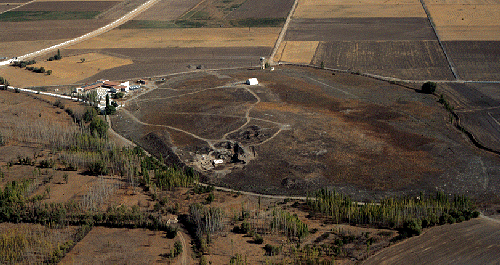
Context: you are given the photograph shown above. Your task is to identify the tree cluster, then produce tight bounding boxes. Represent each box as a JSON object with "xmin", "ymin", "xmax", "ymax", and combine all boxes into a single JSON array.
[{"xmin": 307, "ymin": 189, "xmax": 479, "ymax": 238}]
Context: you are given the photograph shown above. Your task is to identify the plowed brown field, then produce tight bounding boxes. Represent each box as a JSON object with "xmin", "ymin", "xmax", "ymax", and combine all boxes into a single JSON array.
[
  {"xmin": 443, "ymin": 41, "xmax": 500, "ymax": 80},
  {"xmin": 311, "ymin": 41, "xmax": 454, "ymax": 80}
]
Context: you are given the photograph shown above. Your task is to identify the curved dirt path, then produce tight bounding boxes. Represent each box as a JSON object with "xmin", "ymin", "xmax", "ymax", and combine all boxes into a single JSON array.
[
  {"xmin": 0, "ymin": 0, "xmax": 161, "ymax": 65},
  {"xmin": 222, "ymin": 86, "xmax": 262, "ymax": 140},
  {"xmin": 122, "ymin": 82, "xmax": 287, "ymax": 149}
]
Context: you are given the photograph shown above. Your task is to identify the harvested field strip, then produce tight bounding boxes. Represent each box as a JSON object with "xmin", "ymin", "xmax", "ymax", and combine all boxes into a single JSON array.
[
  {"xmin": 294, "ymin": 0, "xmax": 426, "ymax": 18},
  {"xmin": 285, "ymin": 18, "xmax": 436, "ymax": 41},
  {"xmin": 276, "ymin": 41, "xmax": 319, "ymax": 64},
  {"xmin": 16, "ymin": 1, "xmax": 120, "ymax": 11},
  {"xmin": 67, "ymin": 28, "xmax": 281, "ymax": 49},
  {"xmin": 426, "ymin": 4, "xmax": 500, "ymax": 41},
  {"xmin": 311, "ymin": 40, "xmax": 454, "ymax": 81}
]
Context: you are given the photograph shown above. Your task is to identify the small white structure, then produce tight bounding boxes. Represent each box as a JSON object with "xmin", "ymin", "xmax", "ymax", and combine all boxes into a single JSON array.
[
  {"xmin": 246, "ymin": 78, "xmax": 258, "ymax": 85},
  {"xmin": 213, "ymin": 159, "xmax": 224, "ymax": 165}
]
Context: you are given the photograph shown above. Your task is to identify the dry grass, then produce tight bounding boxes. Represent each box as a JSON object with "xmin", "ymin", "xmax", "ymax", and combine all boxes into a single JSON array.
[
  {"xmin": 294, "ymin": 0, "xmax": 426, "ymax": 18},
  {"xmin": 426, "ymin": 3, "xmax": 500, "ymax": 40},
  {"xmin": 66, "ymin": 28, "xmax": 281, "ymax": 49},
  {"xmin": 275, "ymin": 41, "xmax": 319, "ymax": 64},
  {"xmin": 0, "ymin": 52, "xmax": 133, "ymax": 87}
]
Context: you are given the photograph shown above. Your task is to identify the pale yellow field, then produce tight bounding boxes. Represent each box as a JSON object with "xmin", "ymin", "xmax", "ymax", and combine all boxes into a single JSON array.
[
  {"xmin": 294, "ymin": 0, "xmax": 426, "ymax": 18},
  {"xmin": 275, "ymin": 41, "xmax": 319, "ymax": 64},
  {"xmin": 0, "ymin": 53, "xmax": 133, "ymax": 87},
  {"xmin": 426, "ymin": 4, "xmax": 500, "ymax": 40},
  {"xmin": 66, "ymin": 28, "xmax": 281, "ymax": 50}
]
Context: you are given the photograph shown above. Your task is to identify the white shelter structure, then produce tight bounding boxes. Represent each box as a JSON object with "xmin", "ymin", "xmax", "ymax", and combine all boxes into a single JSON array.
[{"xmin": 246, "ymin": 78, "xmax": 258, "ymax": 85}]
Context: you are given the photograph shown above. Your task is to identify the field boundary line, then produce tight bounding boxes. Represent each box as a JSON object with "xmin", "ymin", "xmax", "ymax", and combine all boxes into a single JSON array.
[
  {"xmin": 268, "ymin": 0, "xmax": 299, "ymax": 64},
  {"xmin": 419, "ymin": 0, "xmax": 460, "ymax": 80}
]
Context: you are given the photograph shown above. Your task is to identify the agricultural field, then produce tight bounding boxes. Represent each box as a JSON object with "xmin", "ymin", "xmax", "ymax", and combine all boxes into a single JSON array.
[
  {"xmin": 110, "ymin": 66, "xmax": 500, "ymax": 202},
  {"xmin": 0, "ymin": 0, "xmax": 123, "ymax": 58},
  {"xmin": 0, "ymin": 52, "xmax": 133, "ymax": 87},
  {"xmin": 310, "ymin": 40, "xmax": 453, "ymax": 80},
  {"xmin": 423, "ymin": 0, "xmax": 500, "ymax": 80},
  {"xmin": 274, "ymin": 0, "xmax": 456, "ymax": 81},
  {"xmin": 293, "ymin": 0, "xmax": 427, "ymax": 18},
  {"xmin": 364, "ymin": 215, "xmax": 500, "ymax": 264},
  {"xmin": 56, "ymin": 27, "xmax": 280, "ymax": 82}
]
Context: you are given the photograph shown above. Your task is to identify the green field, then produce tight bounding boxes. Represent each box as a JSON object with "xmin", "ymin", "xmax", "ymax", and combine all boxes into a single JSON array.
[{"xmin": 0, "ymin": 11, "xmax": 100, "ymax": 21}]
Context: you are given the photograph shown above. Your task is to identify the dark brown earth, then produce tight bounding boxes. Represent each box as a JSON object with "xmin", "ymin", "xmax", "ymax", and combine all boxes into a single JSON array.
[
  {"xmin": 311, "ymin": 40, "xmax": 454, "ymax": 80},
  {"xmin": 363, "ymin": 215, "xmax": 500, "ymax": 265},
  {"xmin": 226, "ymin": 0, "xmax": 294, "ymax": 19},
  {"xmin": 16, "ymin": 1, "xmax": 120, "ymax": 11},
  {"xmin": 284, "ymin": 18, "xmax": 437, "ymax": 42},
  {"xmin": 66, "ymin": 47, "xmax": 272, "ymax": 82},
  {"xmin": 443, "ymin": 41, "xmax": 500, "ymax": 81},
  {"xmin": 439, "ymin": 82, "xmax": 500, "ymax": 154},
  {"xmin": 110, "ymin": 66, "xmax": 500, "ymax": 203},
  {"xmin": 0, "ymin": 19, "xmax": 113, "ymax": 42}
]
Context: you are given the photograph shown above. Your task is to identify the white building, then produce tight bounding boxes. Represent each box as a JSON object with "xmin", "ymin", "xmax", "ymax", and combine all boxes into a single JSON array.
[{"xmin": 246, "ymin": 78, "xmax": 258, "ymax": 85}]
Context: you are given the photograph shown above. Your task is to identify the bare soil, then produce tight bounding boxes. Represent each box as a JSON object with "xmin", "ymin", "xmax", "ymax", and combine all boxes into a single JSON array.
[
  {"xmin": 0, "ymin": 19, "xmax": 112, "ymax": 42},
  {"xmin": 442, "ymin": 41, "xmax": 500, "ymax": 81},
  {"xmin": 285, "ymin": 18, "xmax": 437, "ymax": 42},
  {"xmin": 439, "ymin": 82, "xmax": 500, "ymax": 153},
  {"xmin": 311, "ymin": 40, "xmax": 454, "ymax": 80}
]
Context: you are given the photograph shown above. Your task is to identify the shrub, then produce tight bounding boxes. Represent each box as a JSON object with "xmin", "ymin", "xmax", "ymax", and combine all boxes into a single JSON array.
[
  {"xmin": 38, "ymin": 159, "xmax": 55, "ymax": 168},
  {"xmin": 264, "ymin": 244, "xmax": 281, "ymax": 256},
  {"xmin": 402, "ymin": 219, "xmax": 422, "ymax": 236},
  {"xmin": 205, "ymin": 192, "xmax": 215, "ymax": 204},
  {"xmin": 253, "ymin": 233, "xmax": 264, "ymax": 244},
  {"xmin": 86, "ymin": 160, "xmax": 108, "ymax": 175},
  {"xmin": 421, "ymin": 81, "xmax": 437, "ymax": 94}
]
